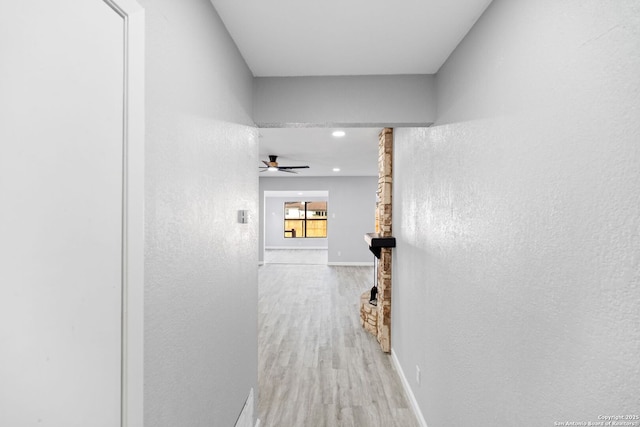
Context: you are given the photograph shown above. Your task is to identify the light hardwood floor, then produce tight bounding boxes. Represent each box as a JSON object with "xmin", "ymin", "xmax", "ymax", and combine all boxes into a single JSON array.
[
  {"xmin": 264, "ymin": 249, "xmax": 328, "ymax": 265},
  {"xmin": 258, "ymin": 261, "xmax": 419, "ymax": 427}
]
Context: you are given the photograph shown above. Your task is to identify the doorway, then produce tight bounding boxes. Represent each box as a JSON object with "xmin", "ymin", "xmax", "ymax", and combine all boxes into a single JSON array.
[{"xmin": 0, "ymin": 0, "xmax": 144, "ymax": 424}]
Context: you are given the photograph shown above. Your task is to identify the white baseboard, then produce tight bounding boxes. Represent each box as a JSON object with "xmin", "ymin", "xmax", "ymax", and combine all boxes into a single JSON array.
[
  {"xmin": 265, "ymin": 246, "xmax": 328, "ymax": 250},
  {"xmin": 235, "ymin": 388, "xmax": 255, "ymax": 427},
  {"xmin": 391, "ymin": 349, "xmax": 428, "ymax": 427},
  {"xmin": 327, "ymin": 261, "xmax": 374, "ymax": 266}
]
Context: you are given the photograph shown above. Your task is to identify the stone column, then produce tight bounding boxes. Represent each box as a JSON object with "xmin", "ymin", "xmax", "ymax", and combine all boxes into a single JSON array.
[{"xmin": 376, "ymin": 128, "xmax": 393, "ymax": 352}]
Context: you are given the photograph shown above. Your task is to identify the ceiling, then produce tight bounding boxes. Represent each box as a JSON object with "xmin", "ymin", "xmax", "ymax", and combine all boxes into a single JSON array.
[
  {"xmin": 210, "ymin": 0, "xmax": 493, "ymax": 77},
  {"xmin": 210, "ymin": 0, "xmax": 492, "ymax": 177},
  {"xmin": 259, "ymin": 127, "xmax": 381, "ymax": 177}
]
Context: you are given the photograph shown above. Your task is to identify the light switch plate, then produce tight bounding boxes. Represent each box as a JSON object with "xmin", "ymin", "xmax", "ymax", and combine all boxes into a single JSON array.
[{"xmin": 238, "ymin": 210, "xmax": 248, "ymax": 224}]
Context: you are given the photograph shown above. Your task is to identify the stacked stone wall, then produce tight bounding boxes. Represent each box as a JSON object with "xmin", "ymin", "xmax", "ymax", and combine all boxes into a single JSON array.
[{"xmin": 376, "ymin": 128, "xmax": 393, "ymax": 352}]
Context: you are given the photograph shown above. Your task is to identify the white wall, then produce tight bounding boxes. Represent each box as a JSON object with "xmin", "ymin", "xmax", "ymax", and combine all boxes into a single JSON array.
[
  {"xmin": 138, "ymin": 0, "xmax": 258, "ymax": 426},
  {"xmin": 265, "ymin": 196, "xmax": 328, "ymax": 249},
  {"xmin": 393, "ymin": 1, "xmax": 640, "ymax": 426},
  {"xmin": 254, "ymin": 75, "xmax": 435, "ymax": 127},
  {"xmin": 260, "ymin": 177, "xmax": 377, "ymax": 264}
]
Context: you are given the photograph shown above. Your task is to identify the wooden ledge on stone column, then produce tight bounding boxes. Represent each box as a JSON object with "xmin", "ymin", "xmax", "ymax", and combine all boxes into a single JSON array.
[{"xmin": 364, "ymin": 233, "xmax": 396, "ymax": 259}]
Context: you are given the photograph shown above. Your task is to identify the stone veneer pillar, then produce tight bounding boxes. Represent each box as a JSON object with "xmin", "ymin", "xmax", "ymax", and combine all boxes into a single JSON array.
[{"xmin": 376, "ymin": 128, "xmax": 393, "ymax": 352}]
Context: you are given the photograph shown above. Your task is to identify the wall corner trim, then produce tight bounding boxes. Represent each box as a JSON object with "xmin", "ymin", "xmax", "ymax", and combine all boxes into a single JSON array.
[{"xmin": 391, "ymin": 349, "xmax": 428, "ymax": 427}]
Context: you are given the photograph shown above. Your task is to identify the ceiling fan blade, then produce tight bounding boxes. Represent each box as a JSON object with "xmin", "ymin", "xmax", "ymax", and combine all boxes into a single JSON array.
[
  {"xmin": 278, "ymin": 165, "xmax": 309, "ymax": 169},
  {"xmin": 259, "ymin": 168, "xmax": 268, "ymax": 172},
  {"xmin": 262, "ymin": 160, "xmax": 270, "ymax": 167},
  {"xmin": 279, "ymin": 169, "xmax": 298, "ymax": 174}
]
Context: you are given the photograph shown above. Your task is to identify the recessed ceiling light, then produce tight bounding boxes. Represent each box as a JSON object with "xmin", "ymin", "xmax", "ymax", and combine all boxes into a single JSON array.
[
  {"xmin": 332, "ymin": 130, "xmax": 346, "ymax": 137},
  {"xmin": 333, "ymin": 167, "xmax": 341, "ymax": 172}
]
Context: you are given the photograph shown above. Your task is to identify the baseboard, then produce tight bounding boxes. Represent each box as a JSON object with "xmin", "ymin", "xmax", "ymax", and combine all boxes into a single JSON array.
[
  {"xmin": 391, "ymin": 349, "xmax": 428, "ymax": 427},
  {"xmin": 265, "ymin": 246, "xmax": 328, "ymax": 250},
  {"xmin": 234, "ymin": 388, "xmax": 255, "ymax": 427},
  {"xmin": 327, "ymin": 261, "xmax": 374, "ymax": 266}
]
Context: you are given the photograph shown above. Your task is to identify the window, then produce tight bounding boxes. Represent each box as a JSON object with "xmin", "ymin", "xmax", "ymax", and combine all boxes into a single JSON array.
[{"xmin": 284, "ymin": 201, "xmax": 327, "ymax": 238}]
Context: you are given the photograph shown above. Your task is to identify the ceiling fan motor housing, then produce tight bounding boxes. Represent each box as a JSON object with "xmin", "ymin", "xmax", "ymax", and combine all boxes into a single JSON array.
[{"xmin": 260, "ymin": 155, "xmax": 308, "ymax": 173}]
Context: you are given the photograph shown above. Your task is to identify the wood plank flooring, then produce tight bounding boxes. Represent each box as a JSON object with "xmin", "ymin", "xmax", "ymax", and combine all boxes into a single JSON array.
[
  {"xmin": 258, "ymin": 262, "xmax": 419, "ymax": 427},
  {"xmin": 264, "ymin": 249, "xmax": 328, "ymax": 265}
]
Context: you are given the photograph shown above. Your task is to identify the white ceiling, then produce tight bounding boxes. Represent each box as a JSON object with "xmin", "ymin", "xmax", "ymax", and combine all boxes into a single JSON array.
[
  {"xmin": 259, "ymin": 127, "xmax": 381, "ymax": 177},
  {"xmin": 210, "ymin": 0, "xmax": 492, "ymax": 177},
  {"xmin": 211, "ymin": 0, "xmax": 493, "ymax": 77}
]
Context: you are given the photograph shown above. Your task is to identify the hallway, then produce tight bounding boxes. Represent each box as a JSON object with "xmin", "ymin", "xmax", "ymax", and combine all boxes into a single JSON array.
[
  {"xmin": 258, "ymin": 262, "xmax": 418, "ymax": 426},
  {"xmin": 4, "ymin": 0, "xmax": 638, "ymax": 425}
]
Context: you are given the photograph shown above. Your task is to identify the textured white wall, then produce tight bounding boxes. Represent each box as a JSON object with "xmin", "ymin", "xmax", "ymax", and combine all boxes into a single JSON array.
[
  {"xmin": 254, "ymin": 75, "xmax": 435, "ymax": 127},
  {"xmin": 259, "ymin": 177, "xmax": 377, "ymax": 264},
  {"xmin": 139, "ymin": 0, "xmax": 258, "ymax": 425},
  {"xmin": 393, "ymin": 1, "xmax": 640, "ymax": 426}
]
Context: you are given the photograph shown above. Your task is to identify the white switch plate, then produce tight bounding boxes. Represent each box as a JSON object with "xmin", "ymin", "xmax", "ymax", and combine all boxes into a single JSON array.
[{"xmin": 238, "ymin": 210, "xmax": 248, "ymax": 224}]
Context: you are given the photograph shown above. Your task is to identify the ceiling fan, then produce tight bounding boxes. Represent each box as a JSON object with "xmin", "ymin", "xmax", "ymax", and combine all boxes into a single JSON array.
[{"xmin": 259, "ymin": 155, "xmax": 309, "ymax": 174}]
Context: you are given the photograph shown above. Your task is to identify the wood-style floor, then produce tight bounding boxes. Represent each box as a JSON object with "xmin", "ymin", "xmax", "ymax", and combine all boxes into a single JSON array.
[
  {"xmin": 258, "ymin": 252, "xmax": 419, "ymax": 427},
  {"xmin": 264, "ymin": 248, "xmax": 328, "ymax": 265}
]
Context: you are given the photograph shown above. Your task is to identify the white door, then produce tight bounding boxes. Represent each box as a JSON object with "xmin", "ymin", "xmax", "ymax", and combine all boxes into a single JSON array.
[{"xmin": 0, "ymin": 1, "xmax": 126, "ymax": 425}]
